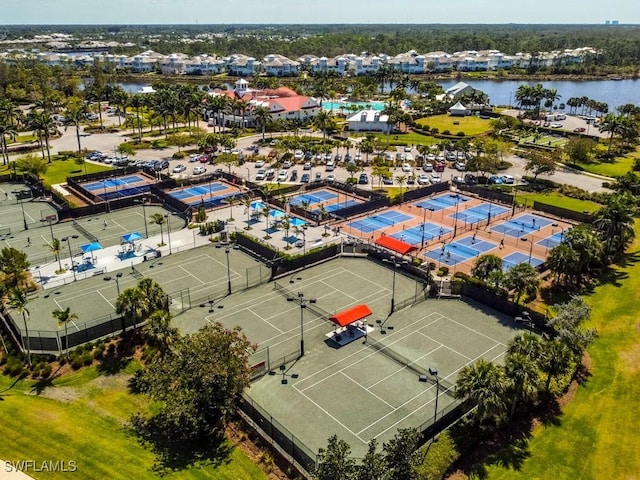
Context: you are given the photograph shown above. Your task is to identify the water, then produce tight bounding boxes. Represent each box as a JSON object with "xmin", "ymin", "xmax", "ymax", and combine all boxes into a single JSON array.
[{"xmin": 322, "ymin": 100, "xmax": 386, "ymax": 112}]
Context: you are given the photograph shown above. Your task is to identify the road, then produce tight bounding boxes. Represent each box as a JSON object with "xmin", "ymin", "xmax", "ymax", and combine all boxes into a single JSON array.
[{"xmin": 16, "ymin": 114, "xmax": 611, "ymax": 193}]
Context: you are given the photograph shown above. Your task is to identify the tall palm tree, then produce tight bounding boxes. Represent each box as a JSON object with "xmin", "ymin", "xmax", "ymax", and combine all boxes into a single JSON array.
[
  {"xmin": 63, "ymin": 101, "xmax": 88, "ymax": 153},
  {"xmin": 115, "ymin": 287, "xmax": 147, "ymax": 333},
  {"xmin": 150, "ymin": 213, "xmax": 166, "ymax": 246},
  {"xmin": 594, "ymin": 191, "xmax": 637, "ymax": 256},
  {"xmin": 50, "ymin": 238, "xmax": 63, "ymax": 272},
  {"xmin": 504, "ymin": 352, "xmax": 540, "ymax": 419},
  {"xmin": 539, "ymin": 339, "xmax": 573, "ymax": 392},
  {"xmin": 503, "ymin": 262, "xmax": 540, "ymax": 304},
  {"xmin": 28, "ymin": 110, "xmax": 56, "ymax": 163},
  {"xmin": 128, "ymin": 94, "xmax": 146, "ymax": 142},
  {"xmin": 312, "ymin": 110, "xmax": 334, "ymax": 144},
  {"xmin": 8, "ymin": 287, "xmax": 31, "ymax": 366},
  {"xmin": 254, "ymin": 105, "xmax": 271, "ymax": 142},
  {"xmin": 455, "ymin": 359, "xmax": 507, "ymax": 425},
  {"xmin": 136, "ymin": 277, "xmax": 168, "ymax": 314},
  {"xmin": 0, "ymin": 117, "xmax": 17, "ymax": 166},
  {"xmin": 53, "ymin": 306, "xmax": 78, "ymax": 360},
  {"xmin": 144, "ymin": 310, "xmax": 178, "ymax": 358},
  {"xmin": 600, "ymin": 113, "xmax": 624, "ymax": 157}
]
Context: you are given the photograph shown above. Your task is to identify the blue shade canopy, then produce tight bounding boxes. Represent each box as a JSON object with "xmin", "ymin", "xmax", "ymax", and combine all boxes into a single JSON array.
[
  {"xmin": 80, "ymin": 242, "xmax": 103, "ymax": 253},
  {"xmin": 269, "ymin": 209, "xmax": 285, "ymax": 219},
  {"xmin": 289, "ymin": 217, "xmax": 306, "ymax": 227},
  {"xmin": 122, "ymin": 232, "xmax": 144, "ymax": 242},
  {"xmin": 251, "ymin": 200, "xmax": 266, "ymax": 209}
]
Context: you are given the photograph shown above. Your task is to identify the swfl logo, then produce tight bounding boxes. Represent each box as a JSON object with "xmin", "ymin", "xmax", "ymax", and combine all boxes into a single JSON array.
[{"xmin": 5, "ymin": 460, "xmax": 78, "ymax": 473}]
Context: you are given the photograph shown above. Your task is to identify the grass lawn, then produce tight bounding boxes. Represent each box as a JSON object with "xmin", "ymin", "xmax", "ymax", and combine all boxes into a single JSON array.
[
  {"xmin": 516, "ymin": 191, "xmax": 602, "ymax": 213},
  {"xmin": 0, "ymin": 158, "xmax": 113, "ymax": 188},
  {"xmin": 0, "ymin": 363, "xmax": 268, "ymax": 480},
  {"xmin": 416, "ymin": 114, "xmax": 493, "ymax": 136},
  {"xmin": 573, "ymin": 155, "xmax": 635, "ymax": 178},
  {"xmin": 479, "ymin": 221, "xmax": 640, "ymax": 479},
  {"xmin": 368, "ymin": 131, "xmax": 440, "ymax": 147}
]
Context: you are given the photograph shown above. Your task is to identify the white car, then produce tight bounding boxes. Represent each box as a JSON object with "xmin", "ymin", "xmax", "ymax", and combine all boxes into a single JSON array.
[
  {"xmin": 501, "ymin": 174, "xmax": 515, "ymax": 184},
  {"xmin": 188, "ymin": 154, "xmax": 201, "ymax": 162},
  {"xmin": 326, "ymin": 174, "xmax": 336, "ymax": 182},
  {"xmin": 282, "ymin": 160, "xmax": 292, "ymax": 169},
  {"xmin": 417, "ymin": 174, "xmax": 430, "ymax": 185},
  {"xmin": 551, "ymin": 123, "xmax": 563, "ymax": 128},
  {"xmin": 404, "ymin": 146, "xmax": 412, "ymax": 152},
  {"xmin": 193, "ymin": 166, "xmax": 206, "ymax": 175},
  {"xmin": 255, "ymin": 160, "xmax": 265, "ymax": 168},
  {"xmin": 427, "ymin": 153, "xmax": 436, "ymax": 162},
  {"xmin": 430, "ymin": 173, "xmax": 441, "ymax": 183},
  {"xmin": 455, "ymin": 162, "xmax": 466, "ymax": 172},
  {"xmin": 402, "ymin": 163, "xmax": 412, "ymax": 172},
  {"xmin": 172, "ymin": 164, "xmax": 186, "ymax": 173},
  {"xmin": 406, "ymin": 153, "xmax": 413, "ymax": 161},
  {"xmin": 277, "ymin": 170, "xmax": 288, "ymax": 181},
  {"xmin": 294, "ymin": 150, "xmax": 304, "ymax": 160},
  {"xmin": 255, "ymin": 169, "xmax": 267, "ymax": 180}
]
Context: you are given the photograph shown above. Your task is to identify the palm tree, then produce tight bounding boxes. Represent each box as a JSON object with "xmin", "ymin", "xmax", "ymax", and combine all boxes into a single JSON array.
[
  {"xmin": 563, "ymin": 225, "xmax": 604, "ymax": 282},
  {"xmin": 144, "ymin": 310, "xmax": 178, "ymax": 358},
  {"xmin": 115, "ymin": 287, "xmax": 147, "ymax": 333},
  {"xmin": 63, "ymin": 101, "xmax": 87, "ymax": 153},
  {"xmin": 50, "ymin": 238, "xmax": 63, "ymax": 272},
  {"xmin": 599, "ymin": 113, "xmax": 624, "ymax": 157},
  {"xmin": 395, "ymin": 175, "xmax": 407, "ymax": 202},
  {"xmin": 128, "ymin": 94, "xmax": 145, "ymax": 142},
  {"xmin": 539, "ymin": 339, "xmax": 573, "ymax": 392},
  {"xmin": 28, "ymin": 110, "xmax": 56, "ymax": 163},
  {"xmin": 136, "ymin": 278, "xmax": 168, "ymax": 315},
  {"xmin": 455, "ymin": 359, "xmax": 507, "ymax": 425},
  {"xmin": 53, "ymin": 306, "xmax": 78, "ymax": 360},
  {"xmin": 312, "ymin": 110, "xmax": 334, "ymax": 143},
  {"xmin": 150, "ymin": 213, "xmax": 166, "ymax": 246},
  {"xmin": 8, "ymin": 287, "xmax": 31, "ymax": 366},
  {"xmin": 254, "ymin": 105, "xmax": 271, "ymax": 142},
  {"xmin": 504, "ymin": 352, "xmax": 540, "ymax": 419},
  {"xmin": 0, "ymin": 117, "xmax": 17, "ymax": 166},
  {"xmin": 546, "ymin": 243, "xmax": 579, "ymax": 286},
  {"xmin": 471, "ymin": 254, "xmax": 503, "ymax": 283},
  {"xmin": 503, "ymin": 262, "xmax": 540, "ymax": 304},
  {"xmin": 594, "ymin": 191, "xmax": 637, "ymax": 256}
]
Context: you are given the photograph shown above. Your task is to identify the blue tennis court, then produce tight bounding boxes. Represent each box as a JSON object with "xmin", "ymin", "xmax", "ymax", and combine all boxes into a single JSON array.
[
  {"xmin": 390, "ymin": 222, "xmax": 451, "ymax": 245},
  {"xmin": 537, "ymin": 230, "xmax": 567, "ymax": 249},
  {"xmin": 423, "ymin": 236, "xmax": 498, "ymax": 266},
  {"xmin": 450, "ymin": 203, "xmax": 509, "ymax": 225},
  {"xmin": 289, "ymin": 190, "xmax": 338, "ymax": 205},
  {"xmin": 347, "ymin": 210, "xmax": 413, "ymax": 234},
  {"xmin": 170, "ymin": 183, "xmax": 227, "ymax": 200},
  {"xmin": 312, "ymin": 200, "xmax": 360, "ymax": 214},
  {"xmin": 502, "ymin": 252, "xmax": 544, "ymax": 270},
  {"xmin": 415, "ymin": 194, "xmax": 470, "ymax": 212},
  {"xmin": 83, "ymin": 175, "xmax": 146, "ymax": 192},
  {"xmin": 491, "ymin": 214, "xmax": 553, "ymax": 238}
]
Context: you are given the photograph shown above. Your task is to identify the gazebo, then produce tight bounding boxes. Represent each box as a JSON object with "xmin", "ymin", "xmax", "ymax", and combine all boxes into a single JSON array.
[{"xmin": 326, "ymin": 304, "xmax": 374, "ymax": 347}]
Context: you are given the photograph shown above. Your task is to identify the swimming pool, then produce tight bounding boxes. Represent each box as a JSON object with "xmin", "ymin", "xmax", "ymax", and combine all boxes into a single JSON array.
[{"xmin": 322, "ymin": 100, "xmax": 386, "ymax": 112}]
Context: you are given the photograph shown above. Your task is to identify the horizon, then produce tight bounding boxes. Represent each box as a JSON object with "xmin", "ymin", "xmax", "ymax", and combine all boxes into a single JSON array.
[{"xmin": 1, "ymin": 0, "xmax": 636, "ymax": 25}]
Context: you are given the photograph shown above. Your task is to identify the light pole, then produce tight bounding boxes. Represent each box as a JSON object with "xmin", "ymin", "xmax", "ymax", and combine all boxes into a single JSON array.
[
  {"xmin": 61, "ymin": 235, "xmax": 79, "ymax": 282},
  {"xmin": 453, "ymin": 194, "xmax": 460, "ymax": 237},
  {"xmin": 225, "ymin": 246, "xmax": 232, "ymax": 295},
  {"xmin": 521, "ymin": 236, "xmax": 534, "ymax": 264},
  {"xmin": 12, "ymin": 190, "xmax": 29, "ymax": 230},
  {"xmin": 420, "ymin": 206, "xmax": 427, "ymax": 249},
  {"xmin": 164, "ymin": 214, "xmax": 172, "ymax": 254},
  {"xmin": 382, "ymin": 257, "xmax": 408, "ymax": 314},
  {"xmin": 115, "ymin": 272, "xmax": 123, "ymax": 295},
  {"xmin": 287, "ymin": 291, "xmax": 316, "ymax": 358},
  {"xmin": 41, "ymin": 217, "xmax": 55, "ymax": 242},
  {"xmin": 420, "ymin": 367, "xmax": 440, "ymax": 442},
  {"xmin": 135, "ymin": 198, "xmax": 149, "ymax": 238},
  {"xmin": 246, "ymin": 167, "xmax": 250, "ymax": 181}
]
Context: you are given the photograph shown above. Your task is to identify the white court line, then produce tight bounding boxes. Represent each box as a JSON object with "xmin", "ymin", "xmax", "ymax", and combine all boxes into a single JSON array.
[
  {"xmin": 292, "ymin": 384, "xmax": 363, "ymax": 440},
  {"xmin": 442, "ymin": 315, "xmax": 508, "ymax": 347},
  {"xmin": 97, "ymin": 289, "xmax": 115, "ymax": 309},
  {"xmin": 339, "ymin": 372, "xmax": 395, "ymax": 409},
  {"xmin": 416, "ymin": 330, "xmax": 473, "ymax": 361},
  {"xmin": 178, "ymin": 265, "xmax": 206, "ymax": 285},
  {"xmin": 245, "ymin": 307, "xmax": 285, "ymax": 334}
]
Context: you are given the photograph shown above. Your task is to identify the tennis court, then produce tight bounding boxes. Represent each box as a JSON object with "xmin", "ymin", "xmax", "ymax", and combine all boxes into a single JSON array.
[
  {"xmin": 491, "ymin": 214, "xmax": 553, "ymax": 238},
  {"xmin": 415, "ymin": 193, "xmax": 471, "ymax": 212},
  {"xmin": 79, "ymin": 174, "xmax": 153, "ymax": 201},
  {"xmin": 502, "ymin": 251, "xmax": 544, "ymax": 270},
  {"xmin": 167, "ymin": 181, "xmax": 244, "ymax": 208},
  {"xmin": 171, "ymin": 257, "xmax": 520, "ymax": 459},
  {"xmin": 449, "ymin": 202, "xmax": 510, "ymax": 225},
  {"xmin": 537, "ymin": 230, "xmax": 567, "ymax": 249},
  {"xmin": 347, "ymin": 210, "xmax": 414, "ymax": 234},
  {"xmin": 82, "ymin": 175, "xmax": 147, "ymax": 192},
  {"xmin": 390, "ymin": 223, "xmax": 451, "ymax": 246},
  {"xmin": 424, "ymin": 235, "xmax": 497, "ymax": 267},
  {"xmin": 289, "ymin": 189, "xmax": 338, "ymax": 206},
  {"xmin": 312, "ymin": 200, "xmax": 360, "ymax": 214}
]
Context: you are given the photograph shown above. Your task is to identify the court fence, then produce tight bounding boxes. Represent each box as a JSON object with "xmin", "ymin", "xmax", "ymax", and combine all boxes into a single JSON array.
[
  {"xmin": 532, "ymin": 200, "xmax": 593, "ymax": 224},
  {"xmin": 401, "ymin": 181, "xmax": 451, "ymax": 203}
]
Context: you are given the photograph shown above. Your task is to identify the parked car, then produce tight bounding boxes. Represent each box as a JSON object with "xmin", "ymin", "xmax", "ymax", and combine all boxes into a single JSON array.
[
  {"xmin": 304, "ymin": 151, "xmax": 313, "ymax": 160},
  {"xmin": 255, "ymin": 160, "xmax": 265, "ymax": 168},
  {"xmin": 326, "ymin": 160, "xmax": 335, "ymax": 171},
  {"xmin": 464, "ymin": 174, "xmax": 478, "ymax": 184},
  {"xmin": 199, "ymin": 155, "xmax": 209, "ymax": 163},
  {"xmin": 551, "ymin": 123, "xmax": 563, "ymax": 128},
  {"xmin": 402, "ymin": 163, "xmax": 412, "ymax": 172},
  {"xmin": 301, "ymin": 173, "xmax": 310, "ymax": 183},
  {"xmin": 423, "ymin": 163, "xmax": 433, "ymax": 172},
  {"xmin": 382, "ymin": 176, "xmax": 394, "ymax": 185},
  {"xmin": 172, "ymin": 164, "xmax": 187, "ymax": 173},
  {"xmin": 314, "ymin": 172, "xmax": 322, "ymax": 182},
  {"xmin": 501, "ymin": 174, "xmax": 515, "ymax": 184},
  {"xmin": 385, "ymin": 153, "xmax": 393, "ymax": 161},
  {"xmin": 324, "ymin": 152, "xmax": 333, "ymax": 161},
  {"xmin": 455, "ymin": 162, "xmax": 466, "ymax": 172},
  {"xmin": 345, "ymin": 153, "xmax": 352, "ymax": 162},
  {"xmin": 489, "ymin": 175, "xmax": 503, "ymax": 184},
  {"xmin": 193, "ymin": 166, "xmax": 206, "ymax": 175},
  {"xmin": 153, "ymin": 160, "xmax": 169, "ymax": 171},
  {"xmin": 265, "ymin": 169, "xmax": 276, "ymax": 180},
  {"xmin": 277, "ymin": 170, "xmax": 288, "ymax": 181},
  {"xmin": 434, "ymin": 161, "xmax": 445, "ymax": 172},
  {"xmin": 430, "ymin": 173, "xmax": 441, "ymax": 184},
  {"xmin": 573, "ymin": 127, "xmax": 586, "ymax": 133},
  {"xmin": 405, "ymin": 153, "xmax": 413, "ymax": 161},
  {"xmin": 418, "ymin": 174, "xmax": 430, "ymax": 185},
  {"xmin": 326, "ymin": 174, "xmax": 336, "ymax": 182},
  {"xmin": 358, "ymin": 173, "xmax": 369, "ymax": 185},
  {"xmin": 189, "ymin": 154, "xmax": 201, "ymax": 162},
  {"xmin": 452, "ymin": 175, "xmax": 466, "ymax": 186},
  {"xmin": 303, "ymin": 162, "xmax": 312, "ymax": 170},
  {"xmin": 294, "ymin": 150, "xmax": 304, "ymax": 160},
  {"xmin": 290, "ymin": 169, "xmax": 298, "ymax": 181},
  {"xmin": 427, "ymin": 153, "xmax": 436, "ymax": 162},
  {"xmin": 255, "ymin": 169, "xmax": 267, "ymax": 180},
  {"xmin": 407, "ymin": 175, "xmax": 416, "ymax": 185},
  {"xmin": 282, "ymin": 160, "xmax": 292, "ymax": 169},
  {"xmin": 334, "ymin": 154, "xmax": 342, "ymax": 162}
]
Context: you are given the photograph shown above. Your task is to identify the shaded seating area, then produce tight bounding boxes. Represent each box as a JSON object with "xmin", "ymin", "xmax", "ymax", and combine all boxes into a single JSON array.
[
  {"xmin": 118, "ymin": 232, "xmax": 144, "ymax": 259},
  {"xmin": 375, "ymin": 235, "xmax": 418, "ymax": 255},
  {"xmin": 325, "ymin": 304, "xmax": 374, "ymax": 347}
]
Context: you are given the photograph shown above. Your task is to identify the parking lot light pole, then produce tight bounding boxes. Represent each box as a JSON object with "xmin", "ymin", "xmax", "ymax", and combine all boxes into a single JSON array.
[
  {"xmin": 61, "ymin": 235, "xmax": 79, "ymax": 282},
  {"xmin": 135, "ymin": 199, "xmax": 149, "ymax": 238},
  {"xmin": 225, "ymin": 246, "xmax": 232, "ymax": 295},
  {"xmin": 383, "ymin": 258, "xmax": 408, "ymax": 314}
]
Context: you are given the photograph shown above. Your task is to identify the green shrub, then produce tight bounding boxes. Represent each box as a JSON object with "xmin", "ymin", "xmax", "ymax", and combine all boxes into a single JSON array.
[
  {"xmin": 82, "ymin": 353, "xmax": 93, "ymax": 366},
  {"xmin": 71, "ymin": 357, "xmax": 84, "ymax": 370},
  {"xmin": 437, "ymin": 266, "xmax": 450, "ymax": 276},
  {"xmin": 415, "ymin": 431, "xmax": 460, "ymax": 480},
  {"xmin": 441, "ymin": 130, "xmax": 451, "ymax": 136},
  {"xmin": 172, "ymin": 151, "xmax": 186, "ymax": 159},
  {"xmin": 431, "ymin": 127, "xmax": 439, "ymax": 135},
  {"xmin": 456, "ymin": 131, "xmax": 466, "ymax": 137}
]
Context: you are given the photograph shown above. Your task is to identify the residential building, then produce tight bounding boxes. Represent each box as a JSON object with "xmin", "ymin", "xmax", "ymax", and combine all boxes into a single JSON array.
[{"xmin": 346, "ymin": 109, "xmax": 391, "ymax": 133}]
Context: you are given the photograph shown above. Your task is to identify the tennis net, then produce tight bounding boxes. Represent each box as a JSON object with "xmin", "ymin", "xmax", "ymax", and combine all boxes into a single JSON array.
[
  {"xmin": 366, "ymin": 336, "xmax": 456, "ymax": 397},
  {"xmin": 131, "ymin": 264, "xmax": 144, "ymax": 279},
  {"xmin": 72, "ymin": 219, "xmax": 98, "ymax": 242},
  {"xmin": 273, "ymin": 281, "xmax": 333, "ymax": 321},
  {"xmin": 374, "ymin": 215, "xmax": 395, "ymax": 227}
]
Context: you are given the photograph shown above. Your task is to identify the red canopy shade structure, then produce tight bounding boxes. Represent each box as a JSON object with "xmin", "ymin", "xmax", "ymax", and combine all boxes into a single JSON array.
[
  {"xmin": 375, "ymin": 236, "xmax": 417, "ymax": 255},
  {"xmin": 329, "ymin": 304, "xmax": 373, "ymax": 327}
]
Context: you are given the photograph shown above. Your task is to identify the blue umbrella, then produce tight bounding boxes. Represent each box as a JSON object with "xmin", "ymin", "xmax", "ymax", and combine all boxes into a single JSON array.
[
  {"xmin": 80, "ymin": 242, "xmax": 103, "ymax": 253},
  {"xmin": 122, "ymin": 232, "xmax": 144, "ymax": 243}
]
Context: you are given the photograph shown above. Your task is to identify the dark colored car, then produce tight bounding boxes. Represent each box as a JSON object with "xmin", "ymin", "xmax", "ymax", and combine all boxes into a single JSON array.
[
  {"xmin": 301, "ymin": 173, "xmax": 310, "ymax": 183},
  {"xmin": 464, "ymin": 174, "xmax": 477, "ymax": 184},
  {"xmin": 290, "ymin": 169, "xmax": 298, "ymax": 181},
  {"xmin": 358, "ymin": 173, "xmax": 369, "ymax": 184}
]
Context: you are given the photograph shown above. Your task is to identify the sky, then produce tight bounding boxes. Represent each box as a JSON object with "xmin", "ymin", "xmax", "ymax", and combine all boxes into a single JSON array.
[{"xmin": 2, "ymin": 0, "xmax": 637, "ymax": 25}]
